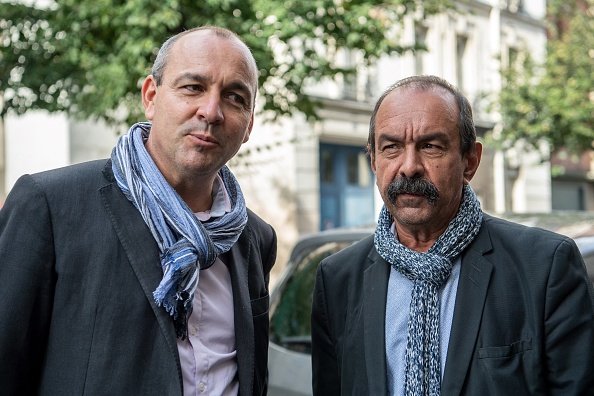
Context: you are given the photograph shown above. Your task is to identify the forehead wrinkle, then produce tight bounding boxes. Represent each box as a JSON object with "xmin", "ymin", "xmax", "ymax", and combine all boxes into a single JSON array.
[
  {"xmin": 375, "ymin": 92, "xmax": 459, "ymax": 151},
  {"xmin": 396, "ymin": 85, "xmax": 458, "ymax": 120},
  {"xmin": 171, "ymin": 31, "xmax": 258, "ymax": 93},
  {"xmin": 171, "ymin": 72, "xmax": 251, "ymax": 94},
  {"xmin": 378, "ymin": 87, "xmax": 458, "ymax": 132},
  {"xmin": 171, "ymin": 72, "xmax": 208, "ymax": 86}
]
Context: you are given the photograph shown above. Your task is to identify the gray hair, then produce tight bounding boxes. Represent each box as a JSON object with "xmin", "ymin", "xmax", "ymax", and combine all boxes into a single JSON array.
[{"xmin": 367, "ymin": 75, "xmax": 476, "ymax": 156}]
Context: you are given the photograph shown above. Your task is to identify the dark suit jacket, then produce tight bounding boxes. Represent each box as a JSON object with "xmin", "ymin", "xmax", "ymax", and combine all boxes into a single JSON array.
[
  {"xmin": 312, "ymin": 214, "xmax": 594, "ymax": 395},
  {"xmin": 0, "ymin": 159, "xmax": 277, "ymax": 396}
]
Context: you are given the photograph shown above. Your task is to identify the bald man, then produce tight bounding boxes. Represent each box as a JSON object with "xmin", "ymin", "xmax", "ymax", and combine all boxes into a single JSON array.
[{"xmin": 0, "ymin": 27, "xmax": 277, "ymax": 396}]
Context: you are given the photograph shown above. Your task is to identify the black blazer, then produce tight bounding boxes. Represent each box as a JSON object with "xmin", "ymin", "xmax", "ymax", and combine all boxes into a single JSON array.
[
  {"xmin": 0, "ymin": 159, "xmax": 277, "ymax": 396},
  {"xmin": 312, "ymin": 214, "xmax": 594, "ymax": 395}
]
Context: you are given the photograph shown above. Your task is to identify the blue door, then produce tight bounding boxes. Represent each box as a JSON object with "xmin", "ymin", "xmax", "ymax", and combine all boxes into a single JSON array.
[{"xmin": 319, "ymin": 143, "xmax": 375, "ymax": 230}]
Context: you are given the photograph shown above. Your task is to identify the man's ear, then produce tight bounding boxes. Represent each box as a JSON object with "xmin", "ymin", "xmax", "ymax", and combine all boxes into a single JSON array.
[
  {"xmin": 141, "ymin": 75, "xmax": 157, "ymax": 120},
  {"xmin": 463, "ymin": 141, "xmax": 482, "ymax": 184}
]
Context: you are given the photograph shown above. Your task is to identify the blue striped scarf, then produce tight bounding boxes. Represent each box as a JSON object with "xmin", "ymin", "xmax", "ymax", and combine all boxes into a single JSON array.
[
  {"xmin": 374, "ymin": 184, "xmax": 482, "ymax": 395},
  {"xmin": 111, "ymin": 122, "xmax": 247, "ymax": 339}
]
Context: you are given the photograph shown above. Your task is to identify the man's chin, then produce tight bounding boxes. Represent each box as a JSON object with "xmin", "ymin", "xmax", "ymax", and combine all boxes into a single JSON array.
[
  {"xmin": 393, "ymin": 194, "xmax": 429, "ymax": 207},
  {"xmin": 390, "ymin": 206, "xmax": 433, "ymax": 226}
]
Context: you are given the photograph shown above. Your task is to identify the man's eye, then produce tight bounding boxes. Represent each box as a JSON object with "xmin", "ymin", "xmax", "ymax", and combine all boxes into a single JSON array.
[
  {"xmin": 184, "ymin": 85, "xmax": 204, "ymax": 92},
  {"xmin": 382, "ymin": 144, "xmax": 400, "ymax": 151},
  {"xmin": 227, "ymin": 93, "xmax": 246, "ymax": 105},
  {"xmin": 422, "ymin": 143, "xmax": 443, "ymax": 153}
]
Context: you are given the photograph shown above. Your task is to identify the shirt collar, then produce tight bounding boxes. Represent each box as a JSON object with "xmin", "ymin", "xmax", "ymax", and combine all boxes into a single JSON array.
[{"xmin": 194, "ymin": 173, "xmax": 232, "ymax": 221}]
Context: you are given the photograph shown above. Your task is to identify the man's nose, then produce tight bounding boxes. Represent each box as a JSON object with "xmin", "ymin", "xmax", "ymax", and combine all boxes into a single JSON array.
[
  {"xmin": 196, "ymin": 92, "xmax": 224, "ymax": 124},
  {"xmin": 399, "ymin": 148, "xmax": 424, "ymax": 179}
]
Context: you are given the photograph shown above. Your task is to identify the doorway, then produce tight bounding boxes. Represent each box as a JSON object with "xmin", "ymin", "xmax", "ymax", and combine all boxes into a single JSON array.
[{"xmin": 319, "ymin": 143, "xmax": 375, "ymax": 230}]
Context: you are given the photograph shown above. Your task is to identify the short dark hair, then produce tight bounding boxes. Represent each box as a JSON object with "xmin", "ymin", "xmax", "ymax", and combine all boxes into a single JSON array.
[
  {"xmin": 367, "ymin": 75, "xmax": 476, "ymax": 156},
  {"xmin": 151, "ymin": 26, "xmax": 258, "ymax": 93}
]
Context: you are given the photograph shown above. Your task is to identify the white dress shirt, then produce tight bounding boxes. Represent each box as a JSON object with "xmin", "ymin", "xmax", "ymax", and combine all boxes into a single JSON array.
[{"xmin": 177, "ymin": 174, "xmax": 238, "ymax": 396}]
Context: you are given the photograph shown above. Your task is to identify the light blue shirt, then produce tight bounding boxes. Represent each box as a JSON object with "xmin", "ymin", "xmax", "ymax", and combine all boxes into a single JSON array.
[{"xmin": 385, "ymin": 227, "xmax": 461, "ymax": 395}]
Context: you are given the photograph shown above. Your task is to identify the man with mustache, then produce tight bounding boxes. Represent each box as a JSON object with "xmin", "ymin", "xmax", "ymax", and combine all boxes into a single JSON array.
[
  {"xmin": 311, "ymin": 75, "xmax": 594, "ymax": 395},
  {"xmin": 0, "ymin": 26, "xmax": 276, "ymax": 395}
]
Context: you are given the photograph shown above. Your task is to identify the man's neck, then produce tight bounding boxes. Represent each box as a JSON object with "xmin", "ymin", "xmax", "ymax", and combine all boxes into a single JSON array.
[
  {"xmin": 394, "ymin": 222, "xmax": 449, "ymax": 252},
  {"xmin": 173, "ymin": 176, "xmax": 217, "ymax": 213}
]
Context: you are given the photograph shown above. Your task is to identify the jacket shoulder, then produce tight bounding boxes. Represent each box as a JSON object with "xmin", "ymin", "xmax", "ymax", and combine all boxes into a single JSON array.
[
  {"xmin": 246, "ymin": 208, "xmax": 276, "ymax": 243},
  {"xmin": 472, "ymin": 213, "xmax": 583, "ymax": 285},
  {"xmin": 27, "ymin": 159, "xmax": 111, "ymax": 189},
  {"xmin": 481, "ymin": 213, "xmax": 570, "ymax": 247},
  {"xmin": 4, "ymin": 159, "xmax": 111, "ymax": 208},
  {"xmin": 245, "ymin": 208, "xmax": 277, "ymax": 272}
]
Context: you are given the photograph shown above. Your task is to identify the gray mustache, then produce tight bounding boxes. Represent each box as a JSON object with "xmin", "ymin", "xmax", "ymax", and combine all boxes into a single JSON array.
[{"xmin": 387, "ymin": 177, "xmax": 439, "ymax": 205}]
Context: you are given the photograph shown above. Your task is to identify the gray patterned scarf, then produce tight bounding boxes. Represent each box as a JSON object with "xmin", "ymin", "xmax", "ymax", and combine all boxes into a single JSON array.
[
  {"xmin": 111, "ymin": 122, "xmax": 248, "ymax": 339},
  {"xmin": 374, "ymin": 184, "xmax": 482, "ymax": 395}
]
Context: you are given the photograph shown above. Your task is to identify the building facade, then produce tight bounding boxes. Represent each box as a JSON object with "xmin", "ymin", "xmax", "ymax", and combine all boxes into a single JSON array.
[{"xmin": 3, "ymin": 0, "xmax": 578, "ymax": 276}]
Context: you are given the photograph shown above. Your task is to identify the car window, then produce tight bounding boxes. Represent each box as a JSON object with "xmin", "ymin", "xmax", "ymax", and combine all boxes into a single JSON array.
[{"xmin": 270, "ymin": 241, "xmax": 355, "ymax": 354}]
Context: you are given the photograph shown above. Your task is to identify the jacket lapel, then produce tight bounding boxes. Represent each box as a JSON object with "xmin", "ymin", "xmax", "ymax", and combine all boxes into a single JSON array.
[
  {"xmin": 99, "ymin": 162, "xmax": 182, "ymax": 387},
  {"xmin": 441, "ymin": 223, "xmax": 493, "ymax": 395},
  {"xmin": 221, "ymin": 226, "xmax": 254, "ymax": 396},
  {"xmin": 364, "ymin": 249, "xmax": 391, "ymax": 395}
]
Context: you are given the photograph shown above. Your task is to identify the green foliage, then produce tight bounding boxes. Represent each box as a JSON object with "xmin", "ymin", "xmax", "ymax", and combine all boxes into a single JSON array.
[
  {"xmin": 496, "ymin": 0, "xmax": 594, "ymax": 157},
  {"xmin": 0, "ymin": 0, "xmax": 452, "ymax": 128}
]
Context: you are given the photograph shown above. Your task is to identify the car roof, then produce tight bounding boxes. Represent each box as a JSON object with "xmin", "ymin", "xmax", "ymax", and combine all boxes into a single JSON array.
[
  {"xmin": 271, "ymin": 227, "xmax": 375, "ymax": 300},
  {"xmin": 287, "ymin": 228, "xmax": 374, "ymax": 263},
  {"xmin": 286, "ymin": 222, "xmax": 594, "ymax": 264}
]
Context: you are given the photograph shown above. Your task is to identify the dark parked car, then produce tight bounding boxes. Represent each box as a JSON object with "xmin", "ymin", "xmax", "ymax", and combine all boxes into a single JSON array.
[
  {"xmin": 268, "ymin": 228, "xmax": 372, "ymax": 396},
  {"xmin": 267, "ymin": 227, "xmax": 594, "ymax": 396}
]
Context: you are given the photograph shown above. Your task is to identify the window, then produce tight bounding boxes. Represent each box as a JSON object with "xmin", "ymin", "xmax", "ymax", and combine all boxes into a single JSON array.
[
  {"xmin": 319, "ymin": 143, "xmax": 375, "ymax": 230},
  {"xmin": 504, "ymin": 0, "xmax": 524, "ymax": 13},
  {"xmin": 340, "ymin": 48, "xmax": 375, "ymax": 101},
  {"xmin": 414, "ymin": 25, "xmax": 428, "ymax": 75},
  {"xmin": 508, "ymin": 46, "xmax": 519, "ymax": 68},
  {"xmin": 456, "ymin": 34, "xmax": 468, "ymax": 92},
  {"xmin": 347, "ymin": 152, "xmax": 372, "ymax": 186},
  {"xmin": 321, "ymin": 149, "xmax": 334, "ymax": 183}
]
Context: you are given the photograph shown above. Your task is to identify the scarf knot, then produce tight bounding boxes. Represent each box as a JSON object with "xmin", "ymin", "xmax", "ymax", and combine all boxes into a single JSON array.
[
  {"xmin": 111, "ymin": 122, "xmax": 248, "ymax": 339},
  {"xmin": 375, "ymin": 184, "xmax": 482, "ymax": 395},
  {"xmin": 395, "ymin": 253, "xmax": 452, "ymax": 287}
]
